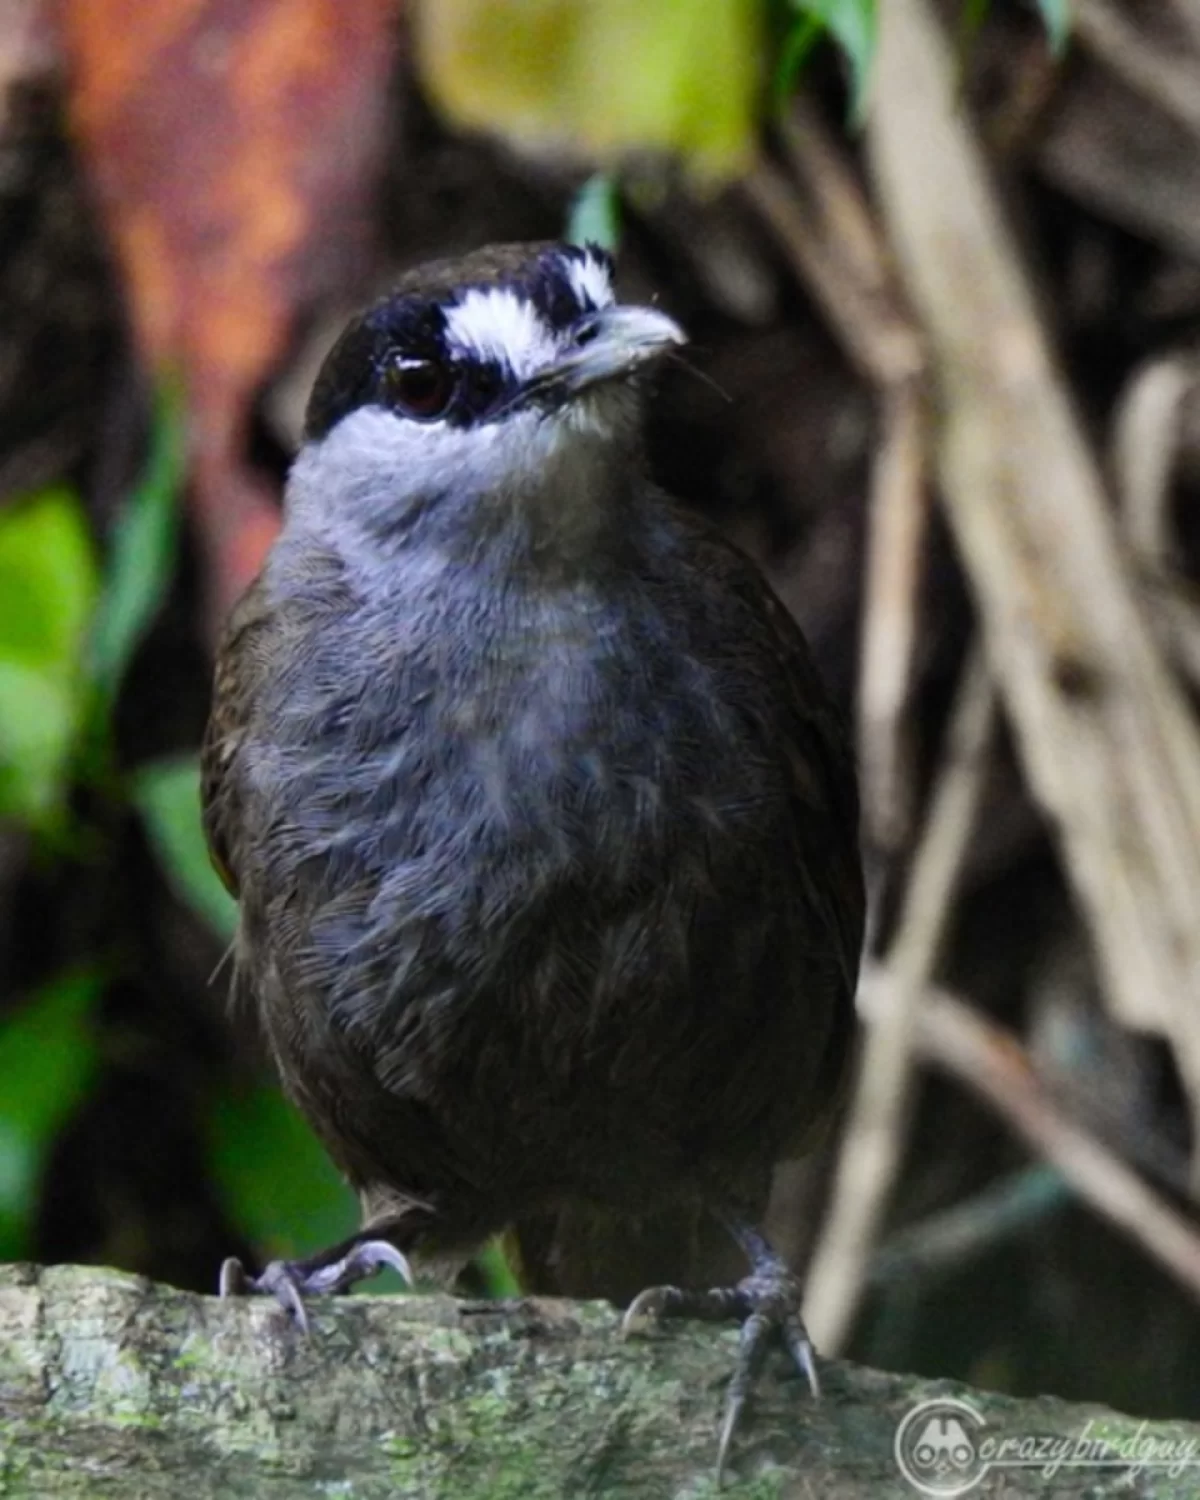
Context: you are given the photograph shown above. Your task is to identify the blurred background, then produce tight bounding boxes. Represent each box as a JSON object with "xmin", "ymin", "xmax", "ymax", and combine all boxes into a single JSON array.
[{"xmin": 2, "ymin": 0, "xmax": 1200, "ymax": 1429}]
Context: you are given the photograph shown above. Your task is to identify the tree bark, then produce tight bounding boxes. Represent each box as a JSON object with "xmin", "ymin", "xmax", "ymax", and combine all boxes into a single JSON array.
[{"xmin": 0, "ymin": 1263, "xmax": 1194, "ymax": 1497}]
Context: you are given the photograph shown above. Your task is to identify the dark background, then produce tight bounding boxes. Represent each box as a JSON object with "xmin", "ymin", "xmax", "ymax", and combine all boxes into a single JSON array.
[{"xmin": 1, "ymin": 0, "xmax": 1198, "ymax": 1428}]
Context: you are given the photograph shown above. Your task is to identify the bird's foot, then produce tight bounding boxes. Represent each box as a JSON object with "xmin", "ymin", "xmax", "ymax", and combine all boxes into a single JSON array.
[
  {"xmin": 622, "ymin": 1237, "xmax": 818, "ymax": 1484},
  {"xmin": 219, "ymin": 1238, "xmax": 413, "ymax": 1331}
]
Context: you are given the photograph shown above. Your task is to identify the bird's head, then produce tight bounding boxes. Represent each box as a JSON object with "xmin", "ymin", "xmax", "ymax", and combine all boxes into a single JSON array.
[{"xmin": 288, "ymin": 242, "xmax": 685, "ymax": 555}]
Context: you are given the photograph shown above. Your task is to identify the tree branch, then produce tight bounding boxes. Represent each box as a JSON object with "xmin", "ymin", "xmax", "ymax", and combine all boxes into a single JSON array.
[{"xmin": 1, "ymin": 1264, "xmax": 1196, "ymax": 1497}]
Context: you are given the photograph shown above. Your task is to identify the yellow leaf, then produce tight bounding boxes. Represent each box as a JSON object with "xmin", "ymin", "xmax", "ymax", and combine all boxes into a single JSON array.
[{"xmin": 416, "ymin": 0, "xmax": 763, "ymax": 181}]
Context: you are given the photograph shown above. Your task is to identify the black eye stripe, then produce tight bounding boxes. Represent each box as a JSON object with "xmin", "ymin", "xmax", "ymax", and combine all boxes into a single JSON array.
[
  {"xmin": 302, "ymin": 243, "xmax": 615, "ymax": 441},
  {"xmin": 464, "ymin": 362, "xmax": 505, "ymax": 406},
  {"xmin": 535, "ymin": 273, "xmax": 587, "ymax": 328}
]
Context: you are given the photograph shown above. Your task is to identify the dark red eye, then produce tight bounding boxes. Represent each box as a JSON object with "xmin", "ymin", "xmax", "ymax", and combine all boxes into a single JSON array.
[{"xmin": 385, "ymin": 359, "xmax": 455, "ymax": 420}]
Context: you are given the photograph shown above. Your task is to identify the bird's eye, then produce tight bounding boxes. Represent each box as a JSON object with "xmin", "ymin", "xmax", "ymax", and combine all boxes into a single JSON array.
[{"xmin": 385, "ymin": 359, "xmax": 456, "ymax": 420}]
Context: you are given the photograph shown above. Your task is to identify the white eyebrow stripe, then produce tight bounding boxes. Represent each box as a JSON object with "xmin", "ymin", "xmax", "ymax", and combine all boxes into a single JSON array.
[
  {"xmin": 443, "ymin": 288, "xmax": 559, "ymax": 381},
  {"xmin": 564, "ymin": 252, "xmax": 614, "ymax": 311}
]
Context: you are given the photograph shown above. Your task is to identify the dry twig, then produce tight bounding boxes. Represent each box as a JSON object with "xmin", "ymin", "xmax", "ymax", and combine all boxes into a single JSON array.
[
  {"xmin": 1110, "ymin": 353, "xmax": 1200, "ymax": 694},
  {"xmin": 744, "ymin": 101, "xmax": 929, "ymax": 858},
  {"xmin": 1110, "ymin": 353, "xmax": 1194, "ymax": 573},
  {"xmin": 858, "ymin": 381, "xmax": 929, "ymax": 857},
  {"xmin": 868, "ymin": 1165, "xmax": 1066, "ymax": 1289},
  {"xmin": 1169, "ymin": 0, "xmax": 1200, "ymax": 56},
  {"xmin": 916, "ymin": 982, "xmax": 1200, "ymax": 1304},
  {"xmin": 867, "ymin": 0, "xmax": 1200, "ymax": 1175},
  {"xmin": 1073, "ymin": 0, "xmax": 1200, "ymax": 139},
  {"xmin": 804, "ymin": 651, "xmax": 995, "ymax": 1352}
]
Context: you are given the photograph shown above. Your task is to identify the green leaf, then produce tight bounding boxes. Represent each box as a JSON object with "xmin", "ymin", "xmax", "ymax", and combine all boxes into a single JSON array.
[
  {"xmin": 786, "ymin": 0, "xmax": 877, "ymax": 123},
  {"xmin": 774, "ymin": 13, "xmax": 824, "ymax": 112},
  {"xmin": 206, "ymin": 1081, "xmax": 359, "ymax": 1263},
  {"xmin": 1035, "ymin": 0, "xmax": 1069, "ymax": 55},
  {"xmin": 567, "ymin": 173, "xmax": 622, "ymax": 253},
  {"xmin": 131, "ymin": 757, "xmax": 238, "ymax": 941},
  {"xmin": 0, "ymin": 969, "xmax": 102, "ymax": 1258},
  {"xmin": 473, "ymin": 1238, "xmax": 522, "ymax": 1298},
  {"xmin": 0, "ymin": 488, "xmax": 98, "ymax": 825},
  {"xmin": 86, "ymin": 384, "xmax": 184, "ymax": 710},
  {"xmin": 0, "ymin": 663, "xmax": 80, "ymax": 824},
  {"xmin": 0, "ymin": 487, "xmax": 96, "ymax": 666}
]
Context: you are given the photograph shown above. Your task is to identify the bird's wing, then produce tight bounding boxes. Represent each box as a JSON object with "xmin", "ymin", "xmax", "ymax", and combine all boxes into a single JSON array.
[
  {"xmin": 682, "ymin": 514, "xmax": 865, "ymax": 1006},
  {"xmin": 682, "ymin": 518, "xmax": 864, "ymax": 1142},
  {"xmin": 200, "ymin": 574, "xmax": 276, "ymax": 900},
  {"xmin": 763, "ymin": 581, "xmax": 864, "ymax": 1004}
]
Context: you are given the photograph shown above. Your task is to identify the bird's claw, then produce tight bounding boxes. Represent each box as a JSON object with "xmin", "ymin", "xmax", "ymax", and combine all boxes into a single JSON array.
[
  {"xmin": 219, "ymin": 1239, "xmax": 414, "ymax": 1329},
  {"xmin": 623, "ymin": 1260, "xmax": 820, "ymax": 1486},
  {"xmin": 620, "ymin": 1284, "xmax": 682, "ymax": 1337}
]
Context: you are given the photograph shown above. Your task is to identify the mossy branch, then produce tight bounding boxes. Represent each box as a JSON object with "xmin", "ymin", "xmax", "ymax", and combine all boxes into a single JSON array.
[{"xmin": 1, "ymin": 1264, "xmax": 1196, "ymax": 1497}]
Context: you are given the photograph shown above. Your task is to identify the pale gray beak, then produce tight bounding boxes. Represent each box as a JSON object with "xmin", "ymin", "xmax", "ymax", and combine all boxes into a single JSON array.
[{"xmin": 544, "ymin": 304, "xmax": 687, "ymax": 395}]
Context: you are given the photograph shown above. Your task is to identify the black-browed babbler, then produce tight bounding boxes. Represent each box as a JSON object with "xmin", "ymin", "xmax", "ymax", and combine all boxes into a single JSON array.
[{"xmin": 202, "ymin": 241, "xmax": 864, "ymax": 1472}]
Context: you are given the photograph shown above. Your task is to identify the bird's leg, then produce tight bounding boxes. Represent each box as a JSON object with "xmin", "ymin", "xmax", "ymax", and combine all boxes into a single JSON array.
[
  {"xmin": 622, "ymin": 1215, "xmax": 819, "ymax": 1483},
  {"xmin": 219, "ymin": 1222, "xmax": 415, "ymax": 1331}
]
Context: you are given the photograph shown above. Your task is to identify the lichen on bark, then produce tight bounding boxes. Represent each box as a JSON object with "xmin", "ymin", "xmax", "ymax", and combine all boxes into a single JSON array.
[{"xmin": 0, "ymin": 1264, "xmax": 1196, "ymax": 1497}]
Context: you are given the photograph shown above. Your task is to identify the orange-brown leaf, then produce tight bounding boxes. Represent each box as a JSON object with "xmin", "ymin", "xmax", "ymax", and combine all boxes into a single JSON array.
[{"xmin": 59, "ymin": 0, "xmax": 398, "ymax": 625}]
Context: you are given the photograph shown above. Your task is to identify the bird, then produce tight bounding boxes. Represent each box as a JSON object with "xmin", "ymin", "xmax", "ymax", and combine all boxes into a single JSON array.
[{"xmin": 201, "ymin": 239, "xmax": 864, "ymax": 1476}]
